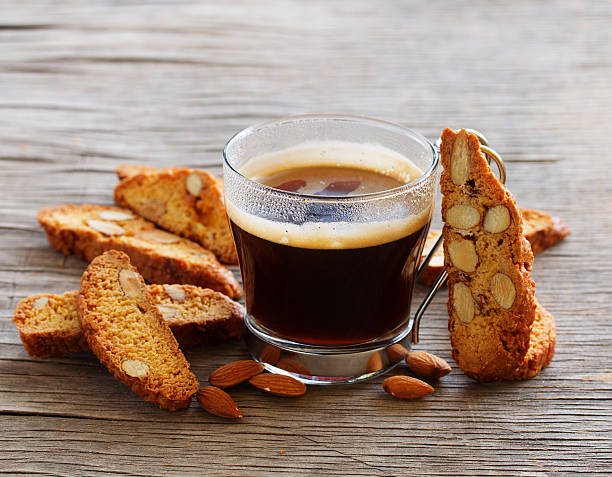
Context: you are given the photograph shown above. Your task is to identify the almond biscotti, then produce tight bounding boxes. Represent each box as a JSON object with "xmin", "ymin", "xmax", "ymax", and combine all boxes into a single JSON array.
[
  {"xmin": 419, "ymin": 208, "xmax": 570, "ymax": 286},
  {"xmin": 37, "ymin": 204, "xmax": 242, "ymax": 299},
  {"xmin": 519, "ymin": 207, "xmax": 571, "ymax": 255},
  {"xmin": 509, "ymin": 299, "xmax": 556, "ymax": 380},
  {"xmin": 13, "ymin": 284, "xmax": 245, "ymax": 358},
  {"xmin": 114, "ymin": 166, "xmax": 238, "ymax": 264},
  {"xmin": 78, "ymin": 250, "xmax": 199, "ymax": 410},
  {"xmin": 441, "ymin": 128, "xmax": 553, "ymax": 382}
]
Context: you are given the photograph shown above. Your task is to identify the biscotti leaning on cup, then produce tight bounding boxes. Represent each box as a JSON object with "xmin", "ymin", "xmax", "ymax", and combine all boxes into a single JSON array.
[
  {"xmin": 78, "ymin": 250, "xmax": 199, "ymax": 410},
  {"xmin": 114, "ymin": 165, "xmax": 238, "ymax": 264},
  {"xmin": 12, "ymin": 284, "xmax": 245, "ymax": 359},
  {"xmin": 37, "ymin": 204, "xmax": 242, "ymax": 299},
  {"xmin": 440, "ymin": 128, "xmax": 555, "ymax": 382}
]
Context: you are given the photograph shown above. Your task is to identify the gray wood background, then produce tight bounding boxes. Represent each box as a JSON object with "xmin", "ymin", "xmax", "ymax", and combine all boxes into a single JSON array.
[{"xmin": 1, "ymin": 1, "xmax": 610, "ymax": 475}]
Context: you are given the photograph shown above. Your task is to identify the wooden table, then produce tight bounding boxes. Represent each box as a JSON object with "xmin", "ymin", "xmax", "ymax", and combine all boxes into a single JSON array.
[{"xmin": 1, "ymin": 1, "xmax": 610, "ymax": 475}]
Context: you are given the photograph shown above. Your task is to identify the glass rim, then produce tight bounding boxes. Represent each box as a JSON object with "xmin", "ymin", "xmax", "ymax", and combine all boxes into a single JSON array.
[{"xmin": 222, "ymin": 114, "xmax": 440, "ymax": 202}]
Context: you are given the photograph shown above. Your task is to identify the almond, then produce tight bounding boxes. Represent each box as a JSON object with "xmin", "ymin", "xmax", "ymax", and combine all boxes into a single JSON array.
[
  {"xmin": 366, "ymin": 352, "xmax": 383, "ymax": 373},
  {"xmin": 386, "ymin": 343, "xmax": 409, "ymax": 363},
  {"xmin": 405, "ymin": 351, "xmax": 451, "ymax": 379},
  {"xmin": 259, "ymin": 345, "xmax": 281, "ymax": 365},
  {"xmin": 450, "ymin": 132, "xmax": 470, "ymax": 185},
  {"xmin": 87, "ymin": 219, "xmax": 125, "ymax": 236},
  {"xmin": 122, "ymin": 359, "xmax": 149, "ymax": 378},
  {"xmin": 156, "ymin": 304, "xmax": 179, "ymax": 320},
  {"xmin": 483, "ymin": 205, "xmax": 511, "ymax": 233},
  {"xmin": 490, "ymin": 272, "xmax": 516, "ymax": 309},
  {"xmin": 164, "ymin": 284, "xmax": 186, "ymax": 303},
  {"xmin": 197, "ymin": 386, "xmax": 242, "ymax": 419},
  {"xmin": 447, "ymin": 239, "xmax": 478, "ymax": 272},
  {"xmin": 209, "ymin": 360, "xmax": 265, "ymax": 389},
  {"xmin": 186, "ymin": 172, "xmax": 203, "ymax": 196},
  {"xmin": 445, "ymin": 204, "xmax": 480, "ymax": 229},
  {"xmin": 118, "ymin": 269, "xmax": 142, "ymax": 299},
  {"xmin": 453, "ymin": 282, "xmax": 475, "ymax": 323},
  {"xmin": 139, "ymin": 229, "xmax": 180, "ymax": 244},
  {"xmin": 249, "ymin": 373, "xmax": 306, "ymax": 397},
  {"xmin": 276, "ymin": 357, "xmax": 311, "ymax": 375},
  {"xmin": 382, "ymin": 375, "xmax": 434, "ymax": 399}
]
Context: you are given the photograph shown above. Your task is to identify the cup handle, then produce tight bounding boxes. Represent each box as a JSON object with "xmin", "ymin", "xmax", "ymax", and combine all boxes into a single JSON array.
[{"xmin": 411, "ymin": 130, "xmax": 506, "ymax": 344}]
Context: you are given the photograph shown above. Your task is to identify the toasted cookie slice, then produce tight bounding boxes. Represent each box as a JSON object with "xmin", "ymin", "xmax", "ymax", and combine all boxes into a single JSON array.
[
  {"xmin": 11, "ymin": 291, "xmax": 87, "ymax": 358},
  {"xmin": 519, "ymin": 207, "xmax": 571, "ymax": 255},
  {"xmin": 418, "ymin": 230, "xmax": 445, "ymax": 286},
  {"xmin": 116, "ymin": 164, "xmax": 158, "ymax": 181},
  {"xmin": 508, "ymin": 299, "xmax": 556, "ymax": 380},
  {"xmin": 13, "ymin": 285, "xmax": 245, "ymax": 358},
  {"xmin": 441, "ymin": 128, "xmax": 539, "ymax": 382},
  {"xmin": 38, "ymin": 204, "xmax": 241, "ymax": 299},
  {"xmin": 78, "ymin": 250, "xmax": 199, "ymax": 410},
  {"xmin": 114, "ymin": 166, "xmax": 237, "ymax": 264},
  {"xmin": 419, "ymin": 208, "xmax": 571, "ymax": 285},
  {"xmin": 146, "ymin": 284, "xmax": 245, "ymax": 348}
]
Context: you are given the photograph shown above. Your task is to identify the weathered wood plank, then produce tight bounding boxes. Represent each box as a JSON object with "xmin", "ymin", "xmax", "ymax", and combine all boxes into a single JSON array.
[{"xmin": 0, "ymin": 0, "xmax": 611, "ymax": 475}]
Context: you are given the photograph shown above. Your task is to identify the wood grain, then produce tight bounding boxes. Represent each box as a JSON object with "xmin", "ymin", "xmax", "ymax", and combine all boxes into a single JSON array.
[{"xmin": 1, "ymin": 0, "xmax": 611, "ymax": 475}]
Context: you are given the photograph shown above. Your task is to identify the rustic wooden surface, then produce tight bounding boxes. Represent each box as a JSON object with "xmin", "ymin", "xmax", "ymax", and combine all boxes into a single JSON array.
[{"xmin": 1, "ymin": 1, "xmax": 611, "ymax": 475}]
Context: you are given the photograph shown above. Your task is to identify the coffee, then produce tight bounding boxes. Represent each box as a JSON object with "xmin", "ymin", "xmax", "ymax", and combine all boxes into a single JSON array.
[
  {"xmin": 226, "ymin": 141, "xmax": 432, "ymax": 346},
  {"xmin": 258, "ymin": 165, "xmax": 405, "ymax": 195}
]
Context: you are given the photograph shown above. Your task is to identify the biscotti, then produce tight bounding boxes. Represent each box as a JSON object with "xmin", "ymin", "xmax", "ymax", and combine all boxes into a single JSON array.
[
  {"xmin": 37, "ymin": 204, "xmax": 242, "ymax": 299},
  {"xmin": 419, "ymin": 208, "xmax": 570, "ymax": 286},
  {"xmin": 116, "ymin": 164, "xmax": 158, "ymax": 181},
  {"xmin": 519, "ymin": 207, "xmax": 571, "ymax": 255},
  {"xmin": 441, "ymin": 128, "xmax": 548, "ymax": 382},
  {"xmin": 12, "ymin": 291, "xmax": 87, "ymax": 359},
  {"xmin": 508, "ymin": 299, "xmax": 556, "ymax": 380},
  {"xmin": 13, "ymin": 284, "xmax": 245, "ymax": 358},
  {"xmin": 114, "ymin": 166, "xmax": 238, "ymax": 264},
  {"xmin": 78, "ymin": 250, "xmax": 199, "ymax": 410}
]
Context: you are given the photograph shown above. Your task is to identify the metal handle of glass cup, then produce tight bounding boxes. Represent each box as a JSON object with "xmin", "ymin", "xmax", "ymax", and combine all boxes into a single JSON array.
[{"xmin": 411, "ymin": 129, "xmax": 507, "ymax": 344}]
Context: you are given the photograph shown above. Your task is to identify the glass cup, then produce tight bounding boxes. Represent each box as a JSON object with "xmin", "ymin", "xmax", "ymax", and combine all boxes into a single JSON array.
[{"xmin": 223, "ymin": 115, "xmax": 439, "ymax": 384}]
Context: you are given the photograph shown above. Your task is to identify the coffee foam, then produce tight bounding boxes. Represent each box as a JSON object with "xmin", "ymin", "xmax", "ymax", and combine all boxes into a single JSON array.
[
  {"xmin": 241, "ymin": 140, "xmax": 423, "ymax": 183},
  {"xmin": 226, "ymin": 141, "xmax": 432, "ymax": 249}
]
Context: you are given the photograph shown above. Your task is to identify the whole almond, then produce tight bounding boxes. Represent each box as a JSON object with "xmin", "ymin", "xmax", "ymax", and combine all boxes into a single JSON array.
[
  {"xmin": 404, "ymin": 351, "xmax": 452, "ymax": 379},
  {"xmin": 386, "ymin": 343, "xmax": 409, "ymax": 363},
  {"xmin": 249, "ymin": 373, "xmax": 306, "ymax": 397},
  {"xmin": 209, "ymin": 360, "xmax": 265, "ymax": 389},
  {"xmin": 259, "ymin": 345, "xmax": 281, "ymax": 365},
  {"xmin": 382, "ymin": 375, "xmax": 434, "ymax": 399},
  {"xmin": 276, "ymin": 357, "xmax": 311, "ymax": 375},
  {"xmin": 197, "ymin": 386, "xmax": 242, "ymax": 419},
  {"xmin": 366, "ymin": 352, "xmax": 383, "ymax": 373}
]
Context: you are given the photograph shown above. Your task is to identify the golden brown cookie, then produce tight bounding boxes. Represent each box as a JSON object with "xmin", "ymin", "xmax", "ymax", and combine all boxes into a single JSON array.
[
  {"xmin": 114, "ymin": 166, "xmax": 237, "ymax": 264},
  {"xmin": 11, "ymin": 291, "xmax": 86, "ymax": 358},
  {"xmin": 116, "ymin": 164, "xmax": 158, "ymax": 181},
  {"xmin": 508, "ymin": 299, "xmax": 556, "ymax": 380},
  {"xmin": 519, "ymin": 207, "xmax": 571, "ymax": 255},
  {"xmin": 78, "ymin": 250, "xmax": 199, "ymax": 410},
  {"xmin": 441, "ymin": 128, "xmax": 539, "ymax": 382},
  {"xmin": 419, "ymin": 208, "xmax": 571, "ymax": 286},
  {"xmin": 37, "ymin": 204, "xmax": 242, "ymax": 299},
  {"xmin": 13, "ymin": 285, "xmax": 245, "ymax": 358}
]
